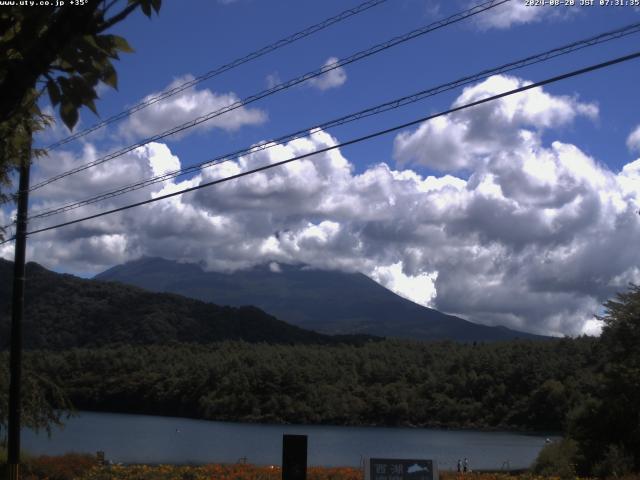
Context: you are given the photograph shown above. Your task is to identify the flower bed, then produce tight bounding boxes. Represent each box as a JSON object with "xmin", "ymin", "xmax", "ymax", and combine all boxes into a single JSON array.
[
  {"xmin": 76, "ymin": 463, "xmax": 361, "ymax": 480},
  {"xmin": 15, "ymin": 454, "xmax": 640, "ymax": 480}
]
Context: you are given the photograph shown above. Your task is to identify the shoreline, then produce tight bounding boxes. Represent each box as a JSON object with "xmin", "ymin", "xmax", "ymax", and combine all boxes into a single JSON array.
[{"xmin": 68, "ymin": 407, "xmax": 562, "ymax": 437}]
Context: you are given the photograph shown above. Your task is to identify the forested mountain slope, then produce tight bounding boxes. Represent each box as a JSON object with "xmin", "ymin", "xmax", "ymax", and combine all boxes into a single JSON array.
[
  {"xmin": 0, "ymin": 259, "xmax": 373, "ymax": 349},
  {"xmin": 97, "ymin": 257, "xmax": 548, "ymax": 342}
]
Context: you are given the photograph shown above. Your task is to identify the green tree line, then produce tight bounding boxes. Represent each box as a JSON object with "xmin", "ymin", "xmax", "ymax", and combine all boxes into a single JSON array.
[{"xmin": 2, "ymin": 338, "xmax": 596, "ymax": 432}]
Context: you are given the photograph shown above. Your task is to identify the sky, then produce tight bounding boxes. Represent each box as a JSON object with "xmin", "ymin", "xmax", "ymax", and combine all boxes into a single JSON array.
[{"xmin": 2, "ymin": 0, "xmax": 640, "ymax": 337}]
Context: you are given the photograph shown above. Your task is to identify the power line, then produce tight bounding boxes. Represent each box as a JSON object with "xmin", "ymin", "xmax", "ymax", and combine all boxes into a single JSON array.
[
  {"xmin": 4, "ymin": 50, "xmax": 636, "ymax": 243},
  {"xmin": 23, "ymin": 21, "xmax": 640, "ymax": 223},
  {"xmin": 44, "ymin": 0, "xmax": 390, "ymax": 150},
  {"xmin": 29, "ymin": 0, "xmax": 510, "ymax": 192}
]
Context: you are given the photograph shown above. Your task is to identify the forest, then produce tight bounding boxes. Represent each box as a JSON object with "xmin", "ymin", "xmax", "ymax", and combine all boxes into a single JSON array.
[{"xmin": 2, "ymin": 338, "xmax": 596, "ymax": 432}]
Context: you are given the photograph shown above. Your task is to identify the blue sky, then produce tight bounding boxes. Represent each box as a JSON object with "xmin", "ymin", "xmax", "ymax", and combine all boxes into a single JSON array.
[
  {"xmin": 98, "ymin": 0, "xmax": 640, "ymax": 174},
  {"xmin": 3, "ymin": 0, "xmax": 640, "ymax": 336}
]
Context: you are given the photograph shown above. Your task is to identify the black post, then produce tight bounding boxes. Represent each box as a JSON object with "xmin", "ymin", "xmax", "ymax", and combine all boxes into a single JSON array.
[
  {"xmin": 282, "ymin": 434, "xmax": 307, "ymax": 480},
  {"xmin": 7, "ymin": 151, "xmax": 31, "ymax": 480}
]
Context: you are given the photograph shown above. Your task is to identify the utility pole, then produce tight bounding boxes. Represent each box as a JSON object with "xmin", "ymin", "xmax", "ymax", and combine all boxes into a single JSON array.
[{"xmin": 6, "ymin": 134, "xmax": 31, "ymax": 480}]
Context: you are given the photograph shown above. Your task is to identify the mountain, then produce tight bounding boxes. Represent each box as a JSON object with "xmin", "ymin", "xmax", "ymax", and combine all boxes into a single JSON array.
[
  {"xmin": 0, "ymin": 258, "xmax": 373, "ymax": 350},
  {"xmin": 96, "ymin": 257, "xmax": 547, "ymax": 341}
]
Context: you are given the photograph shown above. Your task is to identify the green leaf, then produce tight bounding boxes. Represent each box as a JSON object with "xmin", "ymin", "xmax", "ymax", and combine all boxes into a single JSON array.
[
  {"xmin": 33, "ymin": 147, "xmax": 48, "ymax": 159},
  {"xmin": 60, "ymin": 100, "xmax": 79, "ymax": 130},
  {"xmin": 111, "ymin": 35, "xmax": 134, "ymax": 54},
  {"xmin": 100, "ymin": 62, "xmax": 118, "ymax": 89},
  {"xmin": 67, "ymin": 75, "xmax": 92, "ymax": 103},
  {"xmin": 46, "ymin": 79, "xmax": 61, "ymax": 106},
  {"xmin": 140, "ymin": 0, "xmax": 152, "ymax": 17},
  {"xmin": 84, "ymin": 98, "xmax": 98, "ymax": 116},
  {"xmin": 81, "ymin": 34, "xmax": 99, "ymax": 50},
  {"xmin": 151, "ymin": 0, "xmax": 161, "ymax": 13}
]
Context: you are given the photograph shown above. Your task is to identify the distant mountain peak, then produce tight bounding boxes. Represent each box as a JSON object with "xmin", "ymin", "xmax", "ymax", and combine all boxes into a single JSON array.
[{"xmin": 96, "ymin": 257, "xmax": 548, "ymax": 342}]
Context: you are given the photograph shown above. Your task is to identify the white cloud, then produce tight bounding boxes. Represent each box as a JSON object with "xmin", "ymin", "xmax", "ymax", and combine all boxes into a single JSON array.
[
  {"xmin": 266, "ymin": 72, "xmax": 281, "ymax": 89},
  {"xmin": 269, "ymin": 261, "xmax": 282, "ymax": 273},
  {"xmin": 475, "ymin": 1, "xmax": 545, "ymax": 29},
  {"xmin": 371, "ymin": 262, "xmax": 438, "ymax": 307},
  {"xmin": 135, "ymin": 143, "xmax": 180, "ymax": 177},
  {"xmin": 394, "ymin": 75, "xmax": 598, "ymax": 171},
  {"xmin": 627, "ymin": 125, "xmax": 640, "ymax": 153},
  {"xmin": 27, "ymin": 142, "xmax": 152, "ymax": 207},
  {"xmin": 472, "ymin": 1, "xmax": 575, "ymax": 30},
  {"xmin": 307, "ymin": 57, "xmax": 347, "ymax": 91},
  {"xmin": 581, "ymin": 318, "xmax": 604, "ymax": 336},
  {"xmin": 8, "ymin": 75, "xmax": 640, "ymax": 338},
  {"xmin": 95, "ymin": 81, "xmax": 113, "ymax": 99},
  {"xmin": 121, "ymin": 75, "xmax": 267, "ymax": 140}
]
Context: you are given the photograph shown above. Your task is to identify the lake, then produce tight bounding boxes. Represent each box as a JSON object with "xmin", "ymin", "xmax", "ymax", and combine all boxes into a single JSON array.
[{"xmin": 23, "ymin": 411, "xmax": 555, "ymax": 469}]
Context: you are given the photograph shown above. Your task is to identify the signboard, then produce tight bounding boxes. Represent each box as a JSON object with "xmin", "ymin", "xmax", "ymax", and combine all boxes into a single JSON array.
[{"xmin": 366, "ymin": 458, "xmax": 438, "ymax": 480}]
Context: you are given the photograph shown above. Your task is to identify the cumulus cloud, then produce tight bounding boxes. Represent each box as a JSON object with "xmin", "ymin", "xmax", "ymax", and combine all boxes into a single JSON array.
[
  {"xmin": 627, "ymin": 125, "xmax": 640, "ymax": 153},
  {"xmin": 27, "ymin": 143, "xmax": 153, "ymax": 208},
  {"xmin": 474, "ymin": 1, "xmax": 545, "ymax": 29},
  {"xmin": 394, "ymin": 75, "xmax": 598, "ymax": 171},
  {"xmin": 371, "ymin": 262, "xmax": 438, "ymax": 307},
  {"xmin": 1, "ymin": 140, "xmax": 189, "ymax": 273},
  {"xmin": 120, "ymin": 75, "xmax": 267, "ymax": 140},
  {"xmin": 307, "ymin": 57, "xmax": 347, "ymax": 91},
  {"xmin": 473, "ymin": 1, "xmax": 575, "ymax": 30},
  {"xmin": 136, "ymin": 143, "xmax": 181, "ymax": 177},
  {"xmin": 7, "ymin": 75, "xmax": 640, "ymax": 338}
]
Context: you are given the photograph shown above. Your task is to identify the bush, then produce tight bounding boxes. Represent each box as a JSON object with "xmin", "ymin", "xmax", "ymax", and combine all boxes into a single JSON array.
[
  {"xmin": 532, "ymin": 438, "xmax": 578, "ymax": 479},
  {"xmin": 0, "ymin": 446, "xmax": 32, "ymax": 463},
  {"xmin": 592, "ymin": 444, "xmax": 635, "ymax": 478},
  {"xmin": 22, "ymin": 452, "xmax": 97, "ymax": 480}
]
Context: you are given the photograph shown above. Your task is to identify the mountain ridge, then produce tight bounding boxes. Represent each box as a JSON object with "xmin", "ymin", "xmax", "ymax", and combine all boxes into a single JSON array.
[
  {"xmin": 0, "ymin": 258, "xmax": 375, "ymax": 350},
  {"xmin": 96, "ymin": 256, "xmax": 548, "ymax": 342}
]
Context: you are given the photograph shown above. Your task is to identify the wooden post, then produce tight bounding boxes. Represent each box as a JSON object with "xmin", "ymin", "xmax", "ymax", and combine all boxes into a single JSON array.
[{"xmin": 6, "ymin": 142, "xmax": 31, "ymax": 480}]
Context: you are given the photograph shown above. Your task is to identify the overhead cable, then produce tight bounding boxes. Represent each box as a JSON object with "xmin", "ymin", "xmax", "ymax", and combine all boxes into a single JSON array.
[
  {"xmin": 2, "ymin": 49, "xmax": 634, "ymax": 244},
  {"xmin": 24, "ymin": 21, "xmax": 640, "ymax": 222},
  {"xmin": 44, "ymin": 0, "xmax": 390, "ymax": 150},
  {"xmin": 29, "ymin": 0, "xmax": 510, "ymax": 192}
]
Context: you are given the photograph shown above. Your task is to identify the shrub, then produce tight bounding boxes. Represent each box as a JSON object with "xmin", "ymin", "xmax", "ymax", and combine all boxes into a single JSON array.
[
  {"xmin": 22, "ymin": 452, "xmax": 97, "ymax": 480},
  {"xmin": 592, "ymin": 444, "xmax": 635, "ymax": 478},
  {"xmin": 0, "ymin": 446, "xmax": 32, "ymax": 464},
  {"xmin": 532, "ymin": 438, "xmax": 577, "ymax": 479}
]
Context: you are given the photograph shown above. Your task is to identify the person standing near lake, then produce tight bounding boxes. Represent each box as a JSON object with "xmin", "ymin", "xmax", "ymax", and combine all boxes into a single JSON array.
[
  {"xmin": 463, "ymin": 458, "xmax": 469, "ymax": 473},
  {"xmin": 457, "ymin": 459, "xmax": 462, "ymax": 473}
]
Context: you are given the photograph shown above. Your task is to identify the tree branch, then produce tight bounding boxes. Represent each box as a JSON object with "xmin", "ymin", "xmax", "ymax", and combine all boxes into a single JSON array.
[
  {"xmin": 103, "ymin": 0, "xmax": 123, "ymax": 15},
  {"xmin": 98, "ymin": 2, "xmax": 140, "ymax": 33}
]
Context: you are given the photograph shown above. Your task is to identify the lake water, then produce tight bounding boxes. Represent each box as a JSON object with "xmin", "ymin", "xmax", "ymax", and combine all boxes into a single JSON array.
[{"xmin": 23, "ymin": 411, "xmax": 555, "ymax": 469}]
